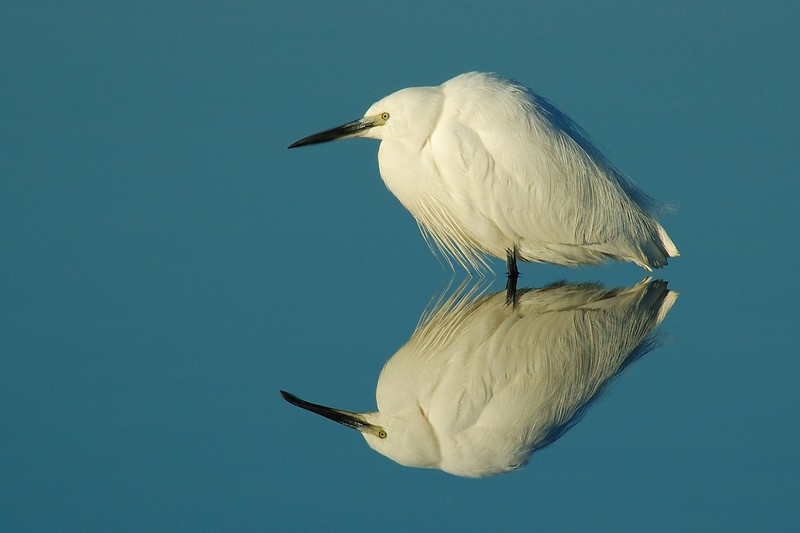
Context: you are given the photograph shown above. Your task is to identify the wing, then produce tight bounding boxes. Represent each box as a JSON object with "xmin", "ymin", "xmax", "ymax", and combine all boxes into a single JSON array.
[{"xmin": 434, "ymin": 72, "xmax": 675, "ymax": 267}]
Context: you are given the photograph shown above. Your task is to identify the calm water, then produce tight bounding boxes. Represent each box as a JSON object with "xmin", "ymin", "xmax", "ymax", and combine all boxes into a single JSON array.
[{"xmin": 2, "ymin": 2, "xmax": 798, "ymax": 531}]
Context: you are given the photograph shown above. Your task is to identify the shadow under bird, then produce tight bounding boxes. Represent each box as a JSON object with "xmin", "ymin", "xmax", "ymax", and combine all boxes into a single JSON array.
[
  {"xmin": 281, "ymin": 278, "xmax": 678, "ymax": 477},
  {"xmin": 288, "ymin": 72, "xmax": 679, "ymax": 277}
]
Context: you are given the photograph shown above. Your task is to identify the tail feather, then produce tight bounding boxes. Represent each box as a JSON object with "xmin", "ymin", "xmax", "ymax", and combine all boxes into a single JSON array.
[
  {"xmin": 657, "ymin": 223, "xmax": 680, "ymax": 258},
  {"xmin": 631, "ymin": 222, "xmax": 679, "ymax": 271}
]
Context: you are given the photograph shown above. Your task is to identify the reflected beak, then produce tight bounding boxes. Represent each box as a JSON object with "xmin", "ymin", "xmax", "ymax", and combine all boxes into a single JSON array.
[
  {"xmin": 287, "ymin": 117, "xmax": 379, "ymax": 148},
  {"xmin": 280, "ymin": 390, "xmax": 384, "ymax": 437}
]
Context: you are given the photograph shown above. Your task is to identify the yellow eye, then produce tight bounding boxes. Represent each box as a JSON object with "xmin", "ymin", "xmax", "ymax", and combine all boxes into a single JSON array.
[
  {"xmin": 378, "ymin": 429, "xmax": 387, "ymax": 439},
  {"xmin": 380, "ymin": 112, "xmax": 390, "ymax": 121}
]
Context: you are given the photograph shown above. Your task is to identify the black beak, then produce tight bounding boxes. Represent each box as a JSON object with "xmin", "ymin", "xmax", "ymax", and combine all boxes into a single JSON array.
[
  {"xmin": 288, "ymin": 118, "xmax": 375, "ymax": 148},
  {"xmin": 280, "ymin": 390, "xmax": 378, "ymax": 433}
]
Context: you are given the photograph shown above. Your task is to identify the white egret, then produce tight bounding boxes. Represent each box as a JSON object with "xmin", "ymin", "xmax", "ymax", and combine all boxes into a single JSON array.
[
  {"xmin": 289, "ymin": 72, "xmax": 679, "ymax": 276},
  {"xmin": 281, "ymin": 279, "xmax": 678, "ymax": 477}
]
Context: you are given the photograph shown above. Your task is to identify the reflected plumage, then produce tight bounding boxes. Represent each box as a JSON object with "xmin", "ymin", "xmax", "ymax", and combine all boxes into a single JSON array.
[
  {"xmin": 289, "ymin": 72, "xmax": 679, "ymax": 274},
  {"xmin": 281, "ymin": 278, "xmax": 678, "ymax": 477}
]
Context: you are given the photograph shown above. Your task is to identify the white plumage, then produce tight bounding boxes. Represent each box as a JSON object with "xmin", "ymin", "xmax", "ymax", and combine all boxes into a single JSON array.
[{"xmin": 289, "ymin": 72, "xmax": 679, "ymax": 274}]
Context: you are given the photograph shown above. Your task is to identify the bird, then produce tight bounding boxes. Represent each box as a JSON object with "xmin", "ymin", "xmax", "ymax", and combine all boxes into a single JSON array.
[
  {"xmin": 281, "ymin": 278, "xmax": 678, "ymax": 477},
  {"xmin": 288, "ymin": 72, "xmax": 679, "ymax": 277}
]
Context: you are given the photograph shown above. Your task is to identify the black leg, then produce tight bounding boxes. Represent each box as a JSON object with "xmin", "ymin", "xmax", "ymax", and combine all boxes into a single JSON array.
[
  {"xmin": 506, "ymin": 247, "xmax": 519, "ymax": 280},
  {"xmin": 505, "ymin": 247, "xmax": 519, "ymax": 306},
  {"xmin": 505, "ymin": 273, "xmax": 518, "ymax": 306}
]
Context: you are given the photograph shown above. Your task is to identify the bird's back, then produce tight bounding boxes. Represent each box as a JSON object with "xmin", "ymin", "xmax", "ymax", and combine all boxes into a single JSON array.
[{"xmin": 421, "ymin": 72, "xmax": 679, "ymax": 270}]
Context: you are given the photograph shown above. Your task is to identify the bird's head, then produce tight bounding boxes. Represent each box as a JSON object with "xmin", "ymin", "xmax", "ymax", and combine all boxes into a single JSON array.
[{"xmin": 287, "ymin": 86, "xmax": 443, "ymax": 148}]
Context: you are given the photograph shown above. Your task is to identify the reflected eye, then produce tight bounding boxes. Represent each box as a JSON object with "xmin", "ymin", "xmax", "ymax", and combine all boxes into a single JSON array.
[{"xmin": 380, "ymin": 112, "xmax": 390, "ymax": 121}]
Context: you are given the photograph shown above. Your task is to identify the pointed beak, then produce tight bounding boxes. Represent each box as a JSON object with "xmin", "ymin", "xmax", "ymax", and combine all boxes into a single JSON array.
[
  {"xmin": 280, "ymin": 390, "xmax": 385, "ymax": 438},
  {"xmin": 287, "ymin": 117, "xmax": 379, "ymax": 148}
]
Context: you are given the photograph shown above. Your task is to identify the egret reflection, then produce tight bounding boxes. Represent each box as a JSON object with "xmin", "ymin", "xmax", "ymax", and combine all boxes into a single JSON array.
[{"xmin": 282, "ymin": 279, "xmax": 678, "ymax": 478}]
